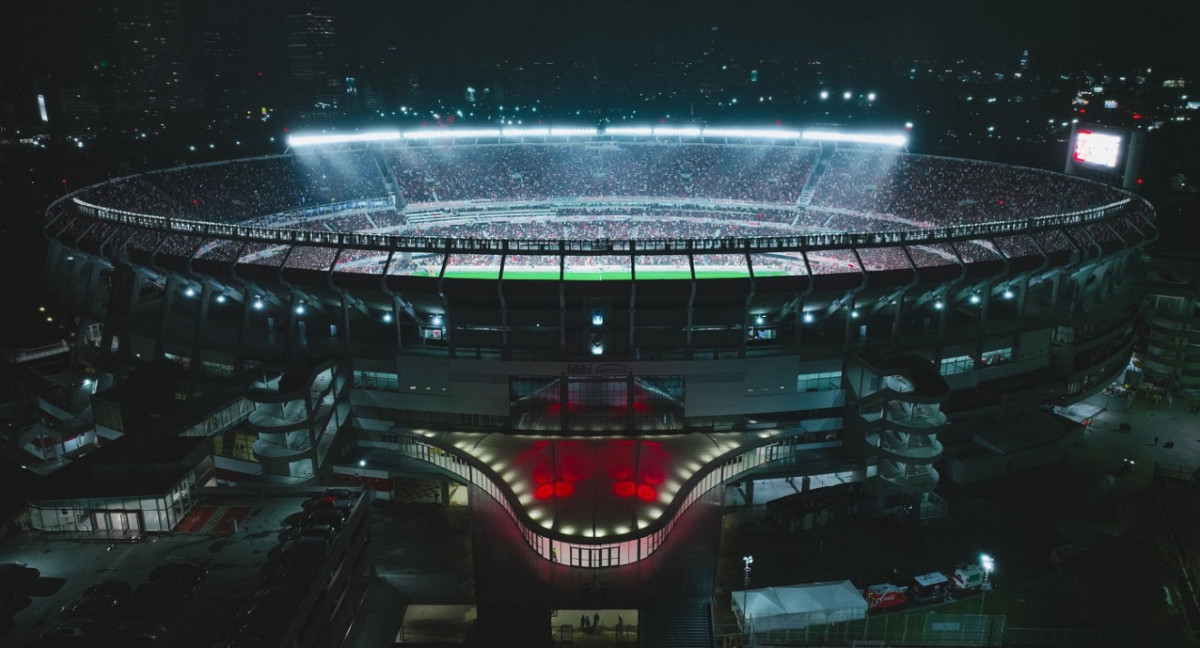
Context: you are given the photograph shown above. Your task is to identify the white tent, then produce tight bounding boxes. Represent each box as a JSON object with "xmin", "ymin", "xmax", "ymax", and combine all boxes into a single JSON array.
[{"xmin": 731, "ymin": 580, "xmax": 868, "ymax": 631}]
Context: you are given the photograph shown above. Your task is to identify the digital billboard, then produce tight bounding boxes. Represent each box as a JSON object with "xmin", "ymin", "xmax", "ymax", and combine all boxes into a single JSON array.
[{"xmin": 1072, "ymin": 130, "xmax": 1122, "ymax": 168}]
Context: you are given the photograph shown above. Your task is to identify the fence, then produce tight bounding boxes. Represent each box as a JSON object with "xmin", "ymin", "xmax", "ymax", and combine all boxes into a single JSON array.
[{"xmin": 719, "ymin": 613, "xmax": 1006, "ymax": 647}]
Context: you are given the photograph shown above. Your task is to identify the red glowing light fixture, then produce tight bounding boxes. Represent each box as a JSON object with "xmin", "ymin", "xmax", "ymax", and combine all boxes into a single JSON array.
[
  {"xmin": 614, "ymin": 481, "xmax": 636, "ymax": 498},
  {"xmin": 636, "ymin": 484, "xmax": 657, "ymax": 501}
]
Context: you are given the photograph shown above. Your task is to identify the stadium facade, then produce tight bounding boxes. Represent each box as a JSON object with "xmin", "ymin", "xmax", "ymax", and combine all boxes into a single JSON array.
[{"xmin": 39, "ymin": 127, "xmax": 1154, "ymax": 566}]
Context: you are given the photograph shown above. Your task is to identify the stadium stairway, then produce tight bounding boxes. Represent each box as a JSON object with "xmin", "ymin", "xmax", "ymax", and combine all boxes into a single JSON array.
[
  {"xmin": 639, "ymin": 596, "xmax": 713, "ymax": 648},
  {"xmin": 795, "ymin": 143, "xmax": 837, "ymax": 207}
]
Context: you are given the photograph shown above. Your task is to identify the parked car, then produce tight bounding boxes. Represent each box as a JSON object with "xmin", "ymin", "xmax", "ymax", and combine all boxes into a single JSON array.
[
  {"xmin": 61, "ymin": 593, "xmax": 120, "ymax": 620},
  {"xmin": 0, "ymin": 563, "xmax": 40, "ymax": 592},
  {"xmin": 83, "ymin": 579, "xmax": 134, "ymax": 606},
  {"xmin": 116, "ymin": 619, "xmax": 168, "ymax": 645},
  {"xmin": 252, "ymin": 583, "xmax": 300, "ymax": 602},
  {"xmin": 41, "ymin": 617, "xmax": 113, "ymax": 640},
  {"xmin": 125, "ymin": 581, "xmax": 189, "ymax": 622},
  {"xmin": 235, "ymin": 598, "xmax": 293, "ymax": 621},
  {"xmin": 267, "ymin": 537, "xmax": 328, "ymax": 563},
  {"xmin": 277, "ymin": 523, "xmax": 337, "ymax": 544},
  {"xmin": 301, "ymin": 497, "xmax": 354, "ymax": 513},
  {"xmin": 150, "ymin": 558, "xmax": 208, "ymax": 590}
]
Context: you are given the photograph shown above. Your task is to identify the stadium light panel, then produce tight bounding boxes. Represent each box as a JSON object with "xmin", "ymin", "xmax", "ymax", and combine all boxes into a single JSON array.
[
  {"xmin": 1003, "ymin": 289, "xmax": 1016, "ymax": 300},
  {"xmin": 184, "ymin": 287, "xmax": 196, "ymax": 298},
  {"xmin": 253, "ymin": 299, "xmax": 265, "ymax": 311},
  {"xmin": 550, "ymin": 127, "xmax": 598, "ymax": 136},
  {"xmin": 802, "ymin": 312, "xmax": 815, "ymax": 324},
  {"xmin": 288, "ymin": 131, "xmax": 402, "ymax": 147},
  {"xmin": 295, "ymin": 304, "xmax": 306, "ymax": 315},
  {"xmin": 605, "ymin": 126, "xmax": 654, "ymax": 136},
  {"xmin": 653, "ymin": 126, "xmax": 702, "ymax": 137},
  {"xmin": 802, "ymin": 130, "xmax": 908, "ymax": 147},
  {"xmin": 403, "ymin": 128, "xmax": 502, "ymax": 140},
  {"xmin": 702, "ymin": 128, "xmax": 801, "ymax": 140},
  {"xmin": 969, "ymin": 294, "xmax": 981, "ymax": 305},
  {"xmin": 382, "ymin": 312, "xmax": 393, "ymax": 323},
  {"xmin": 215, "ymin": 294, "xmax": 227, "ymax": 304},
  {"xmin": 501, "ymin": 127, "xmax": 550, "ymax": 138}
]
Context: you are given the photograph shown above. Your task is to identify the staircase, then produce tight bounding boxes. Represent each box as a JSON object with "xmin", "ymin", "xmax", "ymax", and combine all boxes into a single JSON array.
[
  {"xmin": 640, "ymin": 597, "xmax": 713, "ymax": 648},
  {"xmin": 796, "ymin": 144, "xmax": 837, "ymax": 207}
]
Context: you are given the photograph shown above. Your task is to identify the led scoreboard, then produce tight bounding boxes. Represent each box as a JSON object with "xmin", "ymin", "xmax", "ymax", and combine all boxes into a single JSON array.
[{"xmin": 1064, "ymin": 123, "xmax": 1144, "ymax": 191}]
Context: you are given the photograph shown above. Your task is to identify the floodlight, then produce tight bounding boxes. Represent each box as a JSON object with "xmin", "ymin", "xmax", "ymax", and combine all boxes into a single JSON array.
[
  {"xmin": 288, "ymin": 131, "xmax": 402, "ymax": 147},
  {"xmin": 431, "ymin": 314, "xmax": 444, "ymax": 326},
  {"xmin": 801, "ymin": 130, "xmax": 908, "ymax": 147},
  {"xmin": 653, "ymin": 126, "xmax": 702, "ymax": 137},
  {"xmin": 295, "ymin": 303, "xmax": 306, "ymax": 315},
  {"xmin": 605, "ymin": 126, "xmax": 654, "ymax": 136},
  {"xmin": 359, "ymin": 459, "xmax": 367, "ymax": 467},
  {"xmin": 980, "ymin": 554, "xmax": 995, "ymax": 573},
  {"xmin": 403, "ymin": 128, "xmax": 501, "ymax": 140},
  {"xmin": 253, "ymin": 298, "xmax": 265, "ymax": 311},
  {"xmin": 216, "ymin": 294, "xmax": 227, "ymax": 304},
  {"xmin": 382, "ymin": 312, "xmax": 393, "ymax": 323},
  {"xmin": 802, "ymin": 312, "xmax": 815, "ymax": 324},
  {"xmin": 850, "ymin": 310, "xmax": 860, "ymax": 319},
  {"xmin": 867, "ymin": 92, "xmax": 877, "ymax": 101},
  {"xmin": 820, "ymin": 90, "xmax": 830, "ymax": 100},
  {"xmin": 500, "ymin": 127, "xmax": 550, "ymax": 138},
  {"xmin": 933, "ymin": 300, "xmax": 944, "ymax": 310},
  {"xmin": 754, "ymin": 314, "xmax": 766, "ymax": 325},
  {"xmin": 702, "ymin": 128, "xmax": 801, "ymax": 140},
  {"xmin": 969, "ymin": 294, "xmax": 981, "ymax": 305},
  {"xmin": 1003, "ymin": 289, "xmax": 1015, "ymax": 300},
  {"xmin": 549, "ymin": 127, "xmax": 597, "ymax": 136},
  {"xmin": 184, "ymin": 287, "xmax": 196, "ymax": 298},
  {"xmin": 843, "ymin": 91, "xmax": 853, "ymax": 100}
]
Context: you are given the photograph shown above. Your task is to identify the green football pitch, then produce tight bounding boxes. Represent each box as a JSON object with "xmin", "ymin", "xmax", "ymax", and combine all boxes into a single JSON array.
[{"xmin": 438, "ymin": 268, "xmax": 790, "ymax": 280}]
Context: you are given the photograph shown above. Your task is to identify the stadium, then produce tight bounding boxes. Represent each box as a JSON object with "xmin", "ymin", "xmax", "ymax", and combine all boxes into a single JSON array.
[{"xmin": 40, "ymin": 125, "xmax": 1154, "ymax": 566}]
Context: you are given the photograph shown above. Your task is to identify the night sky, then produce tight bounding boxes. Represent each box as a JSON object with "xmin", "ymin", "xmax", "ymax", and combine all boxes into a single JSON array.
[{"xmin": 2, "ymin": 0, "xmax": 1199, "ymax": 83}]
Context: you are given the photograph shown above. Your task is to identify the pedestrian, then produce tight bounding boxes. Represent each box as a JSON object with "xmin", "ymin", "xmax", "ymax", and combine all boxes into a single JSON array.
[
  {"xmin": 580, "ymin": 614, "xmax": 587, "ymax": 630},
  {"xmin": 594, "ymin": 612, "xmax": 600, "ymax": 629}
]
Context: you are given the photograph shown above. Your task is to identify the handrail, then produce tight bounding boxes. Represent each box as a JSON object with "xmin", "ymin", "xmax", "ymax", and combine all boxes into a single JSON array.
[{"xmin": 70, "ymin": 195, "xmax": 1139, "ymax": 256}]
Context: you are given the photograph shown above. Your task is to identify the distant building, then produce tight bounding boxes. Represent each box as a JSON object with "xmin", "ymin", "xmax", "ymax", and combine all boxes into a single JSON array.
[{"xmin": 286, "ymin": 0, "xmax": 343, "ymax": 121}]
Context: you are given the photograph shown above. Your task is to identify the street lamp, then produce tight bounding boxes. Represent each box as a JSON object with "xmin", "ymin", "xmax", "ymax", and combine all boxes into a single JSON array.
[
  {"xmin": 742, "ymin": 555, "xmax": 754, "ymax": 639},
  {"xmin": 979, "ymin": 553, "xmax": 995, "ymax": 612}
]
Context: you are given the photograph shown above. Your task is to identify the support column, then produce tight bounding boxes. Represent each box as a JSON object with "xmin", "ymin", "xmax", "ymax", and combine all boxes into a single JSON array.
[{"xmin": 744, "ymin": 479, "xmax": 755, "ymax": 506}]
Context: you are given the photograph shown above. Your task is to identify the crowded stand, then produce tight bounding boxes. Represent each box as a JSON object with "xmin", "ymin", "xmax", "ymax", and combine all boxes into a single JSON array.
[
  {"xmin": 809, "ymin": 151, "xmax": 1127, "ymax": 225},
  {"xmin": 59, "ymin": 138, "xmax": 1143, "ymax": 276},
  {"xmin": 384, "ymin": 144, "xmax": 818, "ymax": 205}
]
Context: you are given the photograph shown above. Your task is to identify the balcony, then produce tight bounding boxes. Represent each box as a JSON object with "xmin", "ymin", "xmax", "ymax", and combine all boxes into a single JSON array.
[
  {"xmin": 874, "ymin": 430, "xmax": 943, "ymax": 463},
  {"xmin": 883, "ymin": 402, "xmax": 948, "ymax": 432},
  {"xmin": 872, "ymin": 464, "xmax": 940, "ymax": 496}
]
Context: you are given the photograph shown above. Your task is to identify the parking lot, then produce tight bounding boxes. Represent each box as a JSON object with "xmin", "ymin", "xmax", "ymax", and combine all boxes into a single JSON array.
[{"xmin": 0, "ymin": 493, "xmax": 316, "ymax": 647}]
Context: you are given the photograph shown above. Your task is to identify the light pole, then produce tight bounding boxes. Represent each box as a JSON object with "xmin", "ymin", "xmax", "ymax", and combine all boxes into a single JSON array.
[
  {"xmin": 979, "ymin": 552, "xmax": 995, "ymax": 646},
  {"xmin": 742, "ymin": 555, "xmax": 754, "ymax": 641},
  {"xmin": 979, "ymin": 553, "xmax": 994, "ymax": 614}
]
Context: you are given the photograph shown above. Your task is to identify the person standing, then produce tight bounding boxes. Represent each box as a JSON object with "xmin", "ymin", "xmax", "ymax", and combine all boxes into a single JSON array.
[
  {"xmin": 594, "ymin": 612, "xmax": 601, "ymax": 629},
  {"xmin": 580, "ymin": 614, "xmax": 587, "ymax": 630}
]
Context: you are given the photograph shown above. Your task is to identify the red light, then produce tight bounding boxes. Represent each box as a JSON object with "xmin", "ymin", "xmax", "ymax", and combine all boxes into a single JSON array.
[
  {"xmin": 1137, "ymin": 178, "xmax": 1144, "ymax": 184},
  {"xmin": 545, "ymin": 402, "xmax": 561, "ymax": 415},
  {"xmin": 554, "ymin": 482, "xmax": 574, "ymax": 497},
  {"xmin": 614, "ymin": 481, "xmax": 636, "ymax": 497},
  {"xmin": 1079, "ymin": 108, "xmax": 1086, "ymax": 114},
  {"xmin": 282, "ymin": 127, "xmax": 288, "ymax": 133},
  {"xmin": 534, "ymin": 484, "xmax": 555, "ymax": 500},
  {"xmin": 636, "ymin": 484, "xmax": 657, "ymax": 501},
  {"xmin": 1133, "ymin": 113, "xmax": 1141, "ymax": 120},
  {"xmin": 61, "ymin": 178, "xmax": 67, "ymax": 184}
]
